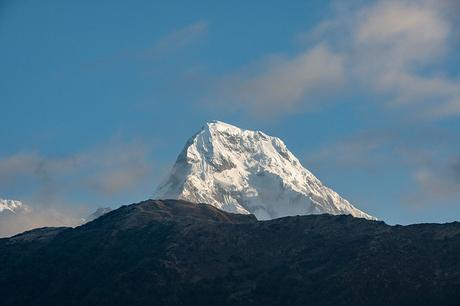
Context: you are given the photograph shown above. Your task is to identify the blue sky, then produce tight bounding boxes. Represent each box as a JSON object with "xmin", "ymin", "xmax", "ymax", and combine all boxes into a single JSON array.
[{"xmin": 1, "ymin": 0, "xmax": 460, "ymax": 226}]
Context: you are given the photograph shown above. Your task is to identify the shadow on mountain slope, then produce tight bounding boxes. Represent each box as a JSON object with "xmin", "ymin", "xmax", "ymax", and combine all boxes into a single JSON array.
[{"xmin": 0, "ymin": 199, "xmax": 459, "ymax": 306}]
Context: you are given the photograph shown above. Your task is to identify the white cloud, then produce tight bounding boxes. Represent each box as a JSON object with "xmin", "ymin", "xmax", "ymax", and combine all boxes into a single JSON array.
[
  {"xmin": 349, "ymin": 0, "xmax": 460, "ymax": 118},
  {"xmin": 207, "ymin": 0, "xmax": 460, "ymax": 119},
  {"xmin": 210, "ymin": 44, "xmax": 344, "ymax": 116},
  {"xmin": 355, "ymin": 1, "xmax": 448, "ymax": 53}
]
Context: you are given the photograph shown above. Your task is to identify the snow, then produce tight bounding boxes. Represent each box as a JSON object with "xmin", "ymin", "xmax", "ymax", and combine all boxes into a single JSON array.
[
  {"xmin": 0, "ymin": 198, "xmax": 28, "ymax": 214},
  {"xmin": 154, "ymin": 121, "xmax": 376, "ymax": 220}
]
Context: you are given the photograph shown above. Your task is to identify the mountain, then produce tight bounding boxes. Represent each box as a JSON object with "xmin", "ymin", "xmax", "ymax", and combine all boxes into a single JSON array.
[
  {"xmin": 0, "ymin": 198, "xmax": 29, "ymax": 214},
  {"xmin": 155, "ymin": 121, "xmax": 375, "ymax": 220},
  {"xmin": 0, "ymin": 199, "xmax": 459, "ymax": 306}
]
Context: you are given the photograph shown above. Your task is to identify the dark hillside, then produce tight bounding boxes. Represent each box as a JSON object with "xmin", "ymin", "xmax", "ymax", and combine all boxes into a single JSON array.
[{"xmin": 1, "ymin": 199, "xmax": 459, "ymax": 306}]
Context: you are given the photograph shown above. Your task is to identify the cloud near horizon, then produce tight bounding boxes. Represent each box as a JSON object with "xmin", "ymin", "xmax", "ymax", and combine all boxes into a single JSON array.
[
  {"xmin": 0, "ymin": 139, "xmax": 155, "ymax": 236},
  {"xmin": 0, "ymin": 140, "xmax": 153, "ymax": 200},
  {"xmin": 207, "ymin": 0, "xmax": 460, "ymax": 119},
  {"xmin": 407, "ymin": 153, "xmax": 460, "ymax": 205},
  {"xmin": 0, "ymin": 205, "xmax": 82, "ymax": 238},
  {"xmin": 304, "ymin": 125, "xmax": 460, "ymax": 209}
]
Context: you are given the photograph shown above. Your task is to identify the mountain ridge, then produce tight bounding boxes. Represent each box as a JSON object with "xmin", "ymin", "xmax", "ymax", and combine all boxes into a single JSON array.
[{"xmin": 0, "ymin": 199, "xmax": 459, "ymax": 306}]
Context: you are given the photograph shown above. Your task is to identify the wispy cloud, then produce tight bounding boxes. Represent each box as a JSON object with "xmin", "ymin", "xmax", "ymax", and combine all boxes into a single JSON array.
[
  {"xmin": 0, "ymin": 138, "xmax": 156, "ymax": 236},
  {"xmin": 0, "ymin": 138, "xmax": 155, "ymax": 234},
  {"xmin": 0, "ymin": 141, "xmax": 154, "ymax": 213},
  {"xmin": 406, "ymin": 153, "xmax": 460, "ymax": 206},
  {"xmin": 143, "ymin": 20, "xmax": 208, "ymax": 58},
  {"xmin": 206, "ymin": 0, "xmax": 460, "ymax": 119},
  {"xmin": 304, "ymin": 125, "xmax": 460, "ymax": 208},
  {"xmin": 348, "ymin": 0, "xmax": 460, "ymax": 119},
  {"xmin": 0, "ymin": 140, "xmax": 154, "ymax": 201},
  {"xmin": 305, "ymin": 131, "xmax": 392, "ymax": 171},
  {"xmin": 83, "ymin": 20, "xmax": 209, "ymax": 76},
  {"xmin": 207, "ymin": 44, "xmax": 344, "ymax": 117}
]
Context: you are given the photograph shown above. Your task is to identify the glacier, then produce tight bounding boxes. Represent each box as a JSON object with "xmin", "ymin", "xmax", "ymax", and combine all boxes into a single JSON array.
[{"xmin": 154, "ymin": 121, "xmax": 376, "ymax": 220}]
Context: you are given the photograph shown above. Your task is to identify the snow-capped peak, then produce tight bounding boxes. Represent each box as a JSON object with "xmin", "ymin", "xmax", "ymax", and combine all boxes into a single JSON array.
[
  {"xmin": 0, "ymin": 198, "xmax": 29, "ymax": 214},
  {"xmin": 154, "ymin": 121, "xmax": 376, "ymax": 220}
]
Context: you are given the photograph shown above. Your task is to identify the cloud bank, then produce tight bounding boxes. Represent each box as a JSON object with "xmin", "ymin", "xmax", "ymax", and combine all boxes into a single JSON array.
[
  {"xmin": 304, "ymin": 125, "xmax": 460, "ymax": 209},
  {"xmin": 0, "ymin": 139, "xmax": 155, "ymax": 237},
  {"xmin": 0, "ymin": 205, "xmax": 81, "ymax": 238},
  {"xmin": 0, "ymin": 140, "xmax": 153, "ymax": 200},
  {"xmin": 208, "ymin": 0, "xmax": 460, "ymax": 119},
  {"xmin": 210, "ymin": 44, "xmax": 344, "ymax": 116}
]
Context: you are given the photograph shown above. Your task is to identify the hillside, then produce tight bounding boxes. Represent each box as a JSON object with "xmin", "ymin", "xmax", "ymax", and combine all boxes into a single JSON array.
[{"xmin": 0, "ymin": 199, "xmax": 459, "ymax": 306}]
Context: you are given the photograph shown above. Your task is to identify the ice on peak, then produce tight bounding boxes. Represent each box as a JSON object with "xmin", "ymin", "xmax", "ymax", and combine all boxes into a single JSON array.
[
  {"xmin": 205, "ymin": 120, "xmax": 237, "ymax": 129},
  {"xmin": 154, "ymin": 121, "xmax": 376, "ymax": 220},
  {"xmin": 0, "ymin": 198, "xmax": 28, "ymax": 214}
]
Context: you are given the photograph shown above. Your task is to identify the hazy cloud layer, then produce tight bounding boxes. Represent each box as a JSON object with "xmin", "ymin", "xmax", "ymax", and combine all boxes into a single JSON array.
[
  {"xmin": 0, "ymin": 141, "xmax": 153, "ymax": 199},
  {"xmin": 305, "ymin": 132, "xmax": 393, "ymax": 171},
  {"xmin": 0, "ymin": 140, "xmax": 155, "ymax": 236},
  {"xmin": 0, "ymin": 206, "xmax": 82, "ymax": 238},
  {"xmin": 305, "ymin": 126, "xmax": 460, "ymax": 207},
  {"xmin": 208, "ymin": 0, "xmax": 460, "ymax": 119},
  {"xmin": 408, "ymin": 153, "xmax": 460, "ymax": 205}
]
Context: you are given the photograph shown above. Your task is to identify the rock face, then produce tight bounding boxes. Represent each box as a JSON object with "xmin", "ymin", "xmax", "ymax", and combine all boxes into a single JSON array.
[
  {"xmin": 0, "ymin": 199, "xmax": 459, "ymax": 306},
  {"xmin": 155, "ymin": 121, "xmax": 375, "ymax": 220}
]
